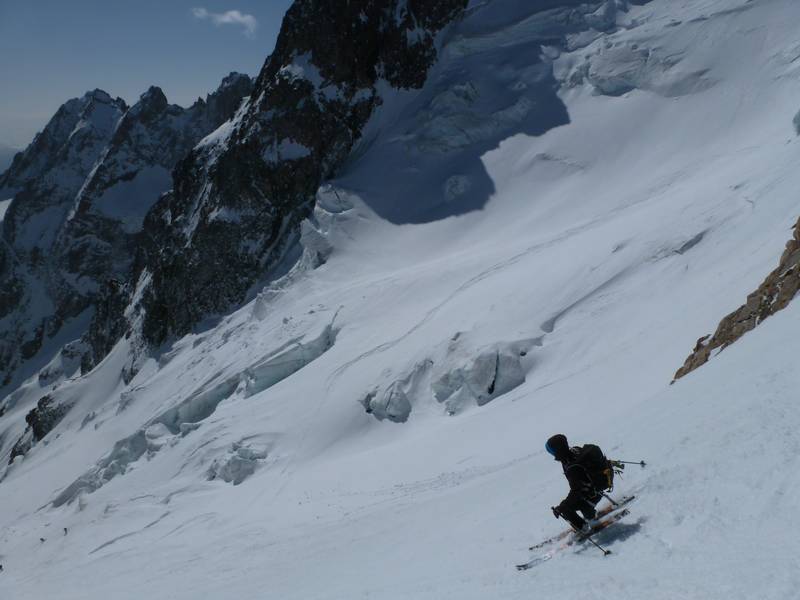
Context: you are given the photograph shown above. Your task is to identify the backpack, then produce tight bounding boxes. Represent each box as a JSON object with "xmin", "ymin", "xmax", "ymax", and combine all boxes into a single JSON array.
[{"xmin": 576, "ymin": 444, "xmax": 614, "ymax": 491}]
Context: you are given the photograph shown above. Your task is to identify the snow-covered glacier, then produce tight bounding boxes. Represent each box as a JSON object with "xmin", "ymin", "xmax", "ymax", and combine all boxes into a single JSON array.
[{"xmin": 2, "ymin": 1, "xmax": 800, "ymax": 598}]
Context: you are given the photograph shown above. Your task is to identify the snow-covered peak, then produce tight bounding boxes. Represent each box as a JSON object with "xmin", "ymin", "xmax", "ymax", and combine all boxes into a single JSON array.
[
  {"xmin": 71, "ymin": 91, "xmax": 127, "ymax": 141},
  {"xmin": 0, "ymin": 90, "xmax": 126, "ymax": 193},
  {"xmin": 83, "ymin": 88, "xmax": 119, "ymax": 105},
  {"xmin": 0, "ymin": 71, "xmax": 253, "ymax": 400}
]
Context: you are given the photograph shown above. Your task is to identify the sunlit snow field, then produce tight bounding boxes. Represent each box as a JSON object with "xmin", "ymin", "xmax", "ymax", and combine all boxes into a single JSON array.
[{"xmin": 2, "ymin": 0, "xmax": 800, "ymax": 598}]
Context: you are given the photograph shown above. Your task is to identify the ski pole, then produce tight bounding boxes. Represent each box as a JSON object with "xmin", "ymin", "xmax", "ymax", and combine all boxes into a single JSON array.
[
  {"xmin": 582, "ymin": 532, "xmax": 612, "ymax": 556},
  {"xmin": 602, "ymin": 492, "xmax": 619, "ymax": 507},
  {"xmin": 568, "ymin": 523, "xmax": 612, "ymax": 556},
  {"xmin": 613, "ymin": 460, "xmax": 647, "ymax": 467}
]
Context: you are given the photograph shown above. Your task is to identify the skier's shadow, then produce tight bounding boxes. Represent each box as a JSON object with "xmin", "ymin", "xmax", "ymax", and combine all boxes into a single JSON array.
[{"xmin": 576, "ymin": 517, "xmax": 646, "ymax": 555}]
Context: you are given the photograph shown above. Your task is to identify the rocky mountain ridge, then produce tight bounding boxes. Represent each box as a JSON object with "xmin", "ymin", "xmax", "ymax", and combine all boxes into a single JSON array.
[
  {"xmin": 0, "ymin": 0, "xmax": 676, "ymax": 462},
  {"xmin": 0, "ymin": 74, "xmax": 253, "ymax": 395},
  {"xmin": 0, "ymin": 0, "xmax": 471, "ymax": 461},
  {"xmin": 85, "ymin": 0, "xmax": 471, "ymax": 376}
]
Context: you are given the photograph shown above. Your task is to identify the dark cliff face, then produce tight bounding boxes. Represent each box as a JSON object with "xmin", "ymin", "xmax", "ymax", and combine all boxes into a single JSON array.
[
  {"xmin": 56, "ymin": 75, "xmax": 254, "ymax": 303},
  {"xmin": 8, "ymin": 395, "xmax": 72, "ymax": 465},
  {"xmin": 0, "ymin": 75, "xmax": 253, "ymax": 392},
  {"xmin": 674, "ymin": 217, "xmax": 800, "ymax": 381},
  {"xmin": 201, "ymin": 73, "xmax": 255, "ymax": 126},
  {"xmin": 130, "ymin": 0, "xmax": 469, "ymax": 347},
  {"xmin": 0, "ymin": 91, "xmax": 127, "ymax": 388}
]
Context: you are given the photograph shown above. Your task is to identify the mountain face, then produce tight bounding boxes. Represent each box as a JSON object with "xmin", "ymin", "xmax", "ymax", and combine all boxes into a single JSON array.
[
  {"xmin": 0, "ymin": 0, "xmax": 472, "ymax": 455},
  {"xmin": 0, "ymin": 90, "xmax": 128, "ymax": 390},
  {"xmin": 119, "ymin": 0, "xmax": 469, "ymax": 356},
  {"xmin": 0, "ymin": 90, "xmax": 127, "ymax": 197},
  {"xmin": 0, "ymin": 0, "xmax": 660, "ymax": 453},
  {"xmin": 0, "ymin": 75, "xmax": 252, "ymax": 394},
  {"xmin": 7, "ymin": 1, "xmax": 800, "ymax": 598}
]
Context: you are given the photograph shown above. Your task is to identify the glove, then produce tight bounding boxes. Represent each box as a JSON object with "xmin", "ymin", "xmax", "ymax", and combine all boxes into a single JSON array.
[
  {"xmin": 551, "ymin": 506, "xmax": 562, "ymax": 520},
  {"xmin": 610, "ymin": 460, "xmax": 625, "ymax": 470}
]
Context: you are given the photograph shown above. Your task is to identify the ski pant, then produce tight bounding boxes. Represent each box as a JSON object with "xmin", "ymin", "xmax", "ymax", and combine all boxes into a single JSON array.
[{"xmin": 557, "ymin": 488, "xmax": 603, "ymax": 529}]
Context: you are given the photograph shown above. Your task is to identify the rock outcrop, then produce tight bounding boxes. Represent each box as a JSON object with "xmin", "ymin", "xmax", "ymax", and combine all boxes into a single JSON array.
[
  {"xmin": 8, "ymin": 395, "xmax": 73, "ymax": 464},
  {"xmin": 674, "ymin": 217, "xmax": 800, "ymax": 380}
]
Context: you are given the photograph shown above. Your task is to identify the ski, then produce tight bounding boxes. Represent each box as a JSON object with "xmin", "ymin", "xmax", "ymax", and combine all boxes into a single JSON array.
[
  {"xmin": 528, "ymin": 495, "xmax": 635, "ymax": 550},
  {"xmin": 575, "ymin": 508, "xmax": 630, "ymax": 542},
  {"xmin": 516, "ymin": 552, "xmax": 554, "ymax": 571},
  {"xmin": 516, "ymin": 508, "xmax": 631, "ymax": 571}
]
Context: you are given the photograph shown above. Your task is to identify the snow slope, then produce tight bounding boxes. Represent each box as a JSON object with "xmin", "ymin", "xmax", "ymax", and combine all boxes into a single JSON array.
[
  {"xmin": 2, "ymin": 0, "xmax": 800, "ymax": 598},
  {"xmin": 0, "ymin": 199, "xmax": 10, "ymax": 222}
]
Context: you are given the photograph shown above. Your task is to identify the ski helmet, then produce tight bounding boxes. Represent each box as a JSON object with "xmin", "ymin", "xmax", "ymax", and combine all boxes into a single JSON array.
[{"xmin": 545, "ymin": 434, "xmax": 570, "ymax": 460}]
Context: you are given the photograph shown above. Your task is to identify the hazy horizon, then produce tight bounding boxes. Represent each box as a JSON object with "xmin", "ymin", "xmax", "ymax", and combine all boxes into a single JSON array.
[{"xmin": 0, "ymin": 1, "xmax": 293, "ymax": 148}]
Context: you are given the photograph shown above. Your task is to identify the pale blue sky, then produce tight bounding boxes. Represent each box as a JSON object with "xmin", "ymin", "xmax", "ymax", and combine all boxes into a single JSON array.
[{"xmin": 0, "ymin": 0, "xmax": 293, "ymax": 148}]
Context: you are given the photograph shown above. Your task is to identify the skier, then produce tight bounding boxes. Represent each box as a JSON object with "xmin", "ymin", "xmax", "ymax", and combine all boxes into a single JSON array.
[{"xmin": 545, "ymin": 434, "xmax": 615, "ymax": 534}]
